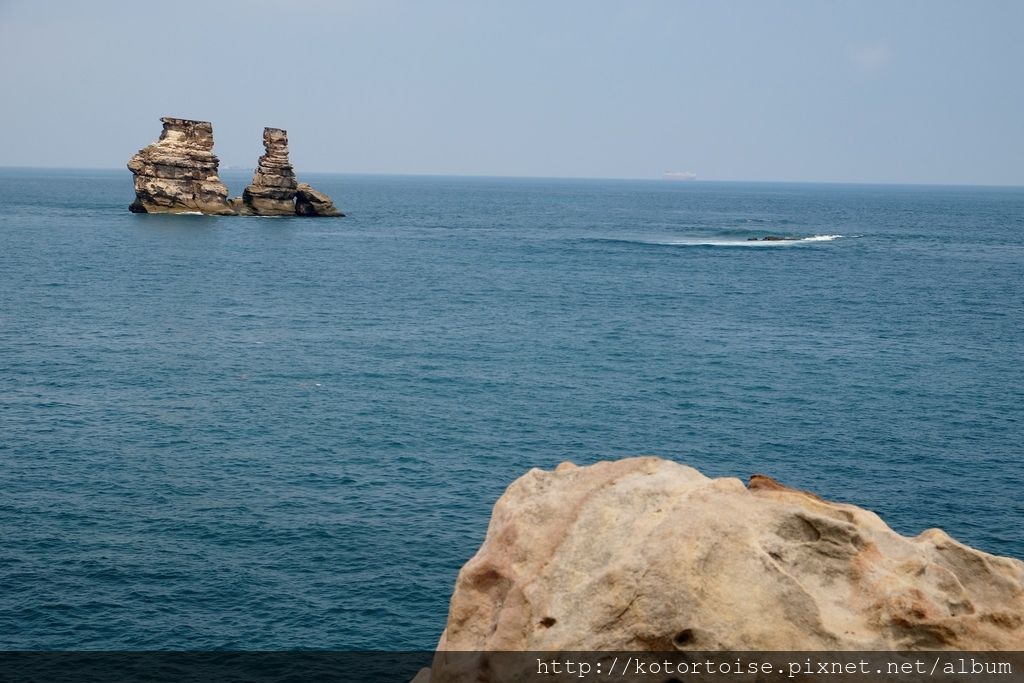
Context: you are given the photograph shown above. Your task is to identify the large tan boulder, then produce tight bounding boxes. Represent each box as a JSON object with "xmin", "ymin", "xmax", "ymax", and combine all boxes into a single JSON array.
[{"xmin": 435, "ymin": 457, "xmax": 1023, "ymax": 657}]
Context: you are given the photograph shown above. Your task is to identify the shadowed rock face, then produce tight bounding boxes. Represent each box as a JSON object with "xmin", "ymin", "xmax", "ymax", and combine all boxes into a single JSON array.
[
  {"xmin": 127, "ymin": 118, "xmax": 234, "ymax": 214},
  {"xmin": 295, "ymin": 183, "xmax": 342, "ymax": 217},
  {"xmin": 128, "ymin": 118, "xmax": 342, "ymax": 217},
  {"xmin": 417, "ymin": 458, "xmax": 1024, "ymax": 680}
]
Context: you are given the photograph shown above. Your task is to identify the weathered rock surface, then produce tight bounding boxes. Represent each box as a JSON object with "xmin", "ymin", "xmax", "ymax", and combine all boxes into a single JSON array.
[
  {"xmin": 231, "ymin": 127, "xmax": 299, "ymax": 216},
  {"xmin": 127, "ymin": 117, "xmax": 234, "ymax": 214},
  {"xmin": 128, "ymin": 118, "xmax": 342, "ymax": 217},
  {"xmin": 422, "ymin": 457, "xmax": 1022, "ymax": 678},
  {"xmin": 295, "ymin": 182, "xmax": 344, "ymax": 217}
]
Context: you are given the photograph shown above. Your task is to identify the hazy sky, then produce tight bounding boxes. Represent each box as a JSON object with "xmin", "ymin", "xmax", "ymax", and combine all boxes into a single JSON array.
[{"xmin": 1, "ymin": 0, "xmax": 1022, "ymax": 184}]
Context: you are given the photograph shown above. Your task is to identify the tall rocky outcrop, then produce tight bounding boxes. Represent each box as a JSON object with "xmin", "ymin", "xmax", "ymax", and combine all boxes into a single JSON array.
[
  {"xmin": 230, "ymin": 127, "xmax": 342, "ymax": 217},
  {"xmin": 128, "ymin": 117, "xmax": 342, "ymax": 217},
  {"xmin": 416, "ymin": 458, "xmax": 1024, "ymax": 681},
  {"xmin": 127, "ymin": 117, "xmax": 234, "ymax": 215},
  {"xmin": 231, "ymin": 127, "xmax": 300, "ymax": 216}
]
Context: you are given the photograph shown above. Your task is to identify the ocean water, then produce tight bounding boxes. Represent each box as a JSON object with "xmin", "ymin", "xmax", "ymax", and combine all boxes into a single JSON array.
[{"xmin": 1, "ymin": 168, "xmax": 1022, "ymax": 649}]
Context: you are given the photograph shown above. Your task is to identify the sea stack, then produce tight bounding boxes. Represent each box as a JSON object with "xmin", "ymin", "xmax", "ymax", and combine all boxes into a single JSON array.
[
  {"xmin": 128, "ymin": 117, "xmax": 343, "ymax": 217},
  {"xmin": 229, "ymin": 127, "xmax": 342, "ymax": 217},
  {"xmin": 126, "ymin": 117, "xmax": 234, "ymax": 215},
  {"xmin": 231, "ymin": 127, "xmax": 300, "ymax": 216},
  {"xmin": 414, "ymin": 458, "xmax": 1024, "ymax": 681}
]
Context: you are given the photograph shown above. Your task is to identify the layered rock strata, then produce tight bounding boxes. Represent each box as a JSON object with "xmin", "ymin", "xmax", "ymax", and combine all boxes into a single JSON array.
[
  {"xmin": 231, "ymin": 127, "xmax": 300, "ymax": 216},
  {"xmin": 417, "ymin": 457, "xmax": 1024, "ymax": 681},
  {"xmin": 127, "ymin": 117, "xmax": 234, "ymax": 215},
  {"xmin": 128, "ymin": 118, "xmax": 342, "ymax": 217}
]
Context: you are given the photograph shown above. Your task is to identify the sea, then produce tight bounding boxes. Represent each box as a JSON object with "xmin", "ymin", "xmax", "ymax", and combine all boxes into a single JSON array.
[{"xmin": 1, "ymin": 168, "xmax": 1022, "ymax": 649}]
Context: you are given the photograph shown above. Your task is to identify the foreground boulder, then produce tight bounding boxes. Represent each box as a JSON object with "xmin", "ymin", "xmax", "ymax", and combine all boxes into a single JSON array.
[
  {"xmin": 127, "ymin": 117, "xmax": 235, "ymax": 215},
  {"xmin": 422, "ymin": 457, "xmax": 1022, "ymax": 678},
  {"xmin": 128, "ymin": 117, "xmax": 342, "ymax": 217}
]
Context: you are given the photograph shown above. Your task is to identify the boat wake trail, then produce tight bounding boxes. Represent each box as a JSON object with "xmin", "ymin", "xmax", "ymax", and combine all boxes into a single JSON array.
[{"xmin": 590, "ymin": 234, "xmax": 843, "ymax": 248}]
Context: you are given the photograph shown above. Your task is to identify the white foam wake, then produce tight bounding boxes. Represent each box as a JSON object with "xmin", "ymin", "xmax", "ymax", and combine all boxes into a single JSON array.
[
  {"xmin": 658, "ymin": 234, "xmax": 843, "ymax": 247},
  {"xmin": 799, "ymin": 234, "xmax": 842, "ymax": 242}
]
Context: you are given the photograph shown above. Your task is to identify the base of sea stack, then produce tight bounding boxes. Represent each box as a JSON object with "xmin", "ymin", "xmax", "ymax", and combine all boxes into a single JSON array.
[
  {"xmin": 127, "ymin": 199, "xmax": 237, "ymax": 215},
  {"xmin": 414, "ymin": 457, "xmax": 1024, "ymax": 682}
]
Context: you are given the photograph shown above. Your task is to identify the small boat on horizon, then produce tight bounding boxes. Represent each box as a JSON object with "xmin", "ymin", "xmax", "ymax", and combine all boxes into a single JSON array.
[{"xmin": 663, "ymin": 171, "xmax": 697, "ymax": 181}]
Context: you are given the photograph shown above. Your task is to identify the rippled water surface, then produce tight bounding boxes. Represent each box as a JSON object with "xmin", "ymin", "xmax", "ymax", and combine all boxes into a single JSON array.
[{"xmin": 1, "ymin": 169, "xmax": 1022, "ymax": 648}]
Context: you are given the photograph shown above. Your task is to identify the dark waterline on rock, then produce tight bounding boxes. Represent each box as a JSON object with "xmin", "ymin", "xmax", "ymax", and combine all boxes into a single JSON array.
[{"xmin": 0, "ymin": 169, "xmax": 1022, "ymax": 648}]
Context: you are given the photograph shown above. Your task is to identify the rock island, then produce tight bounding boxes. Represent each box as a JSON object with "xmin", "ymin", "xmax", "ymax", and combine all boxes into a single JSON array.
[{"xmin": 127, "ymin": 117, "xmax": 342, "ymax": 217}]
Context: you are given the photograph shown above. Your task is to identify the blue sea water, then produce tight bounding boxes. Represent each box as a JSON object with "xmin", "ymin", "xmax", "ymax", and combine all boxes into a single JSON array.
[{"xmin": 0, "ymin": 168, "xmax": 1022, "ymax": 649}]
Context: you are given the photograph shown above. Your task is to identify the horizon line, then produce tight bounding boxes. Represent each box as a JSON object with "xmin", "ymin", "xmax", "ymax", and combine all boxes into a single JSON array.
[{"xmin": 1, "ymin": 164, "xmax": 1022, "ymax": 190}]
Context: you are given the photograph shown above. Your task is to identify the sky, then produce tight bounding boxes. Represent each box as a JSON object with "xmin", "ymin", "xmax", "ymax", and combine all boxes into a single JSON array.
[{"xmin": 1, "ymin": 0, "xmax": 1022, "ymax": 185}]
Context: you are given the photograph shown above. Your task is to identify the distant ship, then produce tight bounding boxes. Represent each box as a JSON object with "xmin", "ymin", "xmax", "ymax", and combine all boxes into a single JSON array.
[{"xmin": 663, "ymin": 171, "xmax": 697, "ymax": 181}]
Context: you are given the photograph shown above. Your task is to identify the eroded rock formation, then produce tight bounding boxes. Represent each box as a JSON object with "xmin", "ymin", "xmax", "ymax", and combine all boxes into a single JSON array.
[
  {"xmin": 295, "ymin": 183, "xmax": 342, "ymax": 217},
  {"xmin": 418, "ymin": 457, "xmax": 1024, "ymax": 681},
  {"xmin": 230, "ymin": 129, "xmax": 343, "ymax": 217},
  {"xmin": 231, "ymin": 127, "xmax": 299, "ymax": 216},
  {"xmin": 128, "ymin": 118, "xmax": 342, "ymax": 217},
  {"xmin": 127, "ymin": 117, "xmax": 234, "ymax": 215}
]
